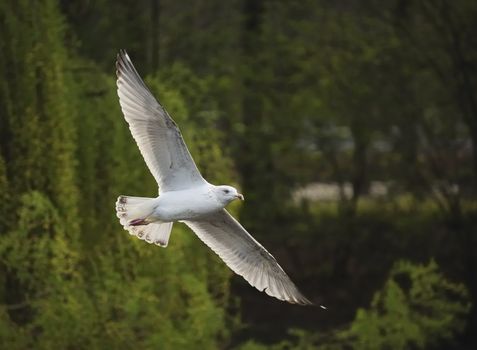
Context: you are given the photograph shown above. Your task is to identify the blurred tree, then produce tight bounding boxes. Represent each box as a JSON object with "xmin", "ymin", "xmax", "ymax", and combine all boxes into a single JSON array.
[
  {"xmin": 0, "ymin": 3, "xmax": 82, "ymax": 347},
  {"xmin": 391, "ymin": 2, "xmax": 477, "ymax": 339},
  {"xmin": 0, "ymin": 157, "xmax": 8, "ymax": 232},
  {"xmin": 235, "ymin": 260, "xmax": 470, "ymax": 350},
  {"xmin": 394, "ymin": 0, "xmax": 477, "ymax": 182},
  {"xmin": 0, "ymin": 0, "xmax": 79, "ymax": 230},
  {"xmin": 341, "ymin": 260, "xmax": 470, "ymax": 349}
]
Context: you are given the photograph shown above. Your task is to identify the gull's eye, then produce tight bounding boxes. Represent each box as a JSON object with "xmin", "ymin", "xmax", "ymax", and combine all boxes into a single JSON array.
[{"xmin": 223, "ymin": 189, "xmax": 230, "ymax": 194}]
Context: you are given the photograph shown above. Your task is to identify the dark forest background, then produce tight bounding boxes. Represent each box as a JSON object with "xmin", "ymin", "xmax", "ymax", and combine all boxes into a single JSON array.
[{"xmin": 1, "ymin": 0, "xmax": 476, "ymax": 349}]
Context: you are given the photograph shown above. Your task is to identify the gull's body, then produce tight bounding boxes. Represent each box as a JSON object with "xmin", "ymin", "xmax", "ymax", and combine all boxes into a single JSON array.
[
  {"xmin": 155, "ymin": 185, "xmax": 221, "ymax": 221},
  {"xmin": 114, "ymin": 50, "xmax": 318, "ymax": 306},
  {"xmin": 120, "ymin": 184, "xmax": 234, "ymax": 223}
]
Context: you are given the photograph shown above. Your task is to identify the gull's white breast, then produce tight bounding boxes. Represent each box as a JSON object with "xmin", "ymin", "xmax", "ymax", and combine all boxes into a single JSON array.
[{"xmin": 153, "ymin": 184, "xmax": 222, "ymax": 221}]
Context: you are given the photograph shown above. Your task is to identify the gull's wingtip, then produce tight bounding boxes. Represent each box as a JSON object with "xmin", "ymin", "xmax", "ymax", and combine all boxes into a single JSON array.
[
  {"xmin": 118, "ymin": 49, "xmax": 128, "ymax": 58},
  {"xmin": 297, "ymin": 300, "xmax": 327, "ymax": 309},
  {"xmin": 295, "ymin": 295, "xmax": 314, "ymax": 306},
  {"xmin": 293, "ymin": 295, "xmax": 327, "ymax": 309},
  {"xmin": 116, "ymin": 49, "xmax": 130, "ymax": 79}
]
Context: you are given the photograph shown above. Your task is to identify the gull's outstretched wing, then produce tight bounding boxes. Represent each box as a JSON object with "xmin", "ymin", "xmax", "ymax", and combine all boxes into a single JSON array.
[
  {"xmin": 183, "ymin": 209, "xmax": 313, "ymax": 305},
  {"xmin": 116, "ymin": 50, "xmax": 206, "ymax": 192}
]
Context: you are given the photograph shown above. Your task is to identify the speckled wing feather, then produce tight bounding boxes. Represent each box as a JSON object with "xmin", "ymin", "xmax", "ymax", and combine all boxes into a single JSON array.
[
  {"xmin": 184, "ymin": 209, "xmax": 312, "ymax": 305},
  {"xmin": 116, "ymin": 50, "xmax": 206, "ymax": 192}
]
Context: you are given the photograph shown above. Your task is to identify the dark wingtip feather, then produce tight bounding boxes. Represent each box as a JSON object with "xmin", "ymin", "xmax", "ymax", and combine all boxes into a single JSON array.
[
  {"xmin": 295, "ymin": 295, "xmax": 314, "ymax": 306},
  {"xmin": 115, "ymin": 49, "xmax": 152, "ymax": 94},
  {"xmin": 289, "ymin": 290, "xmax": 324, "ymax": 307},
  {"xmin": 116, "ymin": 49, "xmax": 129, "ymax": 79},
  {"xmin": 297, "ymin": 295, "xmax": 327, "ymax": 309},
  {"xmin": 118, "ymin": 49, "xmax": 128, "ymax": 60}
]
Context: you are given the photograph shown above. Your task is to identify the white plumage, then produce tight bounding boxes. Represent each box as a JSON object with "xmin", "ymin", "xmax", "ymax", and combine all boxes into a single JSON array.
[
  {"xmin": 116, "ymin": 51, "xmax": 206, "ymax": 192},
  {"xmin": 115, "ymin": 50, "xmax": 318, "ymax": 306},
  {"xmin": 184, "ymin": 210, "xmax": 312, "ymax": 304}
]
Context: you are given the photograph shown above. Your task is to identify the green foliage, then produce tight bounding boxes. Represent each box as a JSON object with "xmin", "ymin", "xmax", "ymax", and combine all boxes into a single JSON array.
[
  {"xmin": 235, "ymin": 260, "xmax": 470, "ymax": 350},
  {"xmin": 0, "ymin": 156, "xmax": 8, "ymax": 231},
  {"xmin": 0, "ymin": 191, "xmax": 82, "ymax": 348},
  {"xmin": 235, "ymin": 339, "xmax": 288, "ymax": 350},
  {"xmin": 0, "ymin": 0, "xmax": 79, "ymax": 232},
  {"xmin": 340, "ymin": 260, "xmax": 471, "ymax": 350}
]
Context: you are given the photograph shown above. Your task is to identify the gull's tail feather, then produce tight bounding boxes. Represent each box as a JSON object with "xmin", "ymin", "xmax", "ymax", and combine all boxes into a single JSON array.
[
  {"xmin": 115, "ymin": 195, "xmax": 155, "ymax": 226},
  {"xmin": 115, "ymin": 196, "xmax": 173, "ymax": 247},
  {"xmin": 126, "ymin": 221, "xmax": 174, "ymax": 247},
  {"xmin": 124, "ymin": 221, "xmax": 173, "ymax": 248}
]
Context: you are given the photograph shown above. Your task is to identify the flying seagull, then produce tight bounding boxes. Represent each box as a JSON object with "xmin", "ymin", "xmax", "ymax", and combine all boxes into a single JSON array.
[{"xmin": 115, "ymin": 49, "xmax": 318, "ymax": 306}]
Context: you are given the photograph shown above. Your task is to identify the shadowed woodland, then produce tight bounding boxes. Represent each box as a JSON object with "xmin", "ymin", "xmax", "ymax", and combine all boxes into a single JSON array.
[{"xmin": 0, "ymin": 0, "xmax": 476, "ymax": 349}]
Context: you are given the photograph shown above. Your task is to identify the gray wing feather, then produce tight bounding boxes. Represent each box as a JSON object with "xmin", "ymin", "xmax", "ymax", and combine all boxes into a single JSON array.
[
  {"xmin": 183, "ymin": 209, "xmax": 312, "ymax": 305},
  {"xmin": 116, "ymin": 50, "xmax": 206, "ymax": 192}
]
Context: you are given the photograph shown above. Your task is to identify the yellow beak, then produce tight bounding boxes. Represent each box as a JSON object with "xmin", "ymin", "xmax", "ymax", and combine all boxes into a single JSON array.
[{"xmin": 236, "ymin": 193, "xmax": 244, "ymax": 201}]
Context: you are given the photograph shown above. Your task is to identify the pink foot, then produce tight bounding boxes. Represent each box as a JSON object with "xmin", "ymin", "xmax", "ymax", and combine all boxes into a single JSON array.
[{"xmin": 129, "ymin": 218, "xmax": 147, "ymax": 226}]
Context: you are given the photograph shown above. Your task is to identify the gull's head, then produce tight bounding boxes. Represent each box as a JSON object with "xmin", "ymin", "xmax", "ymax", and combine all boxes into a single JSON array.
[{"xmin": 214, "ymin": 185, "xmax": 244, "ymax": 205}]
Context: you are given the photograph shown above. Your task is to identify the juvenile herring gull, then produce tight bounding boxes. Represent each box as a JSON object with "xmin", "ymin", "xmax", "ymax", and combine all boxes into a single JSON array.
[{"xmin": 115, "ymin": 50, "xmax": 318, "ymax": 306}]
